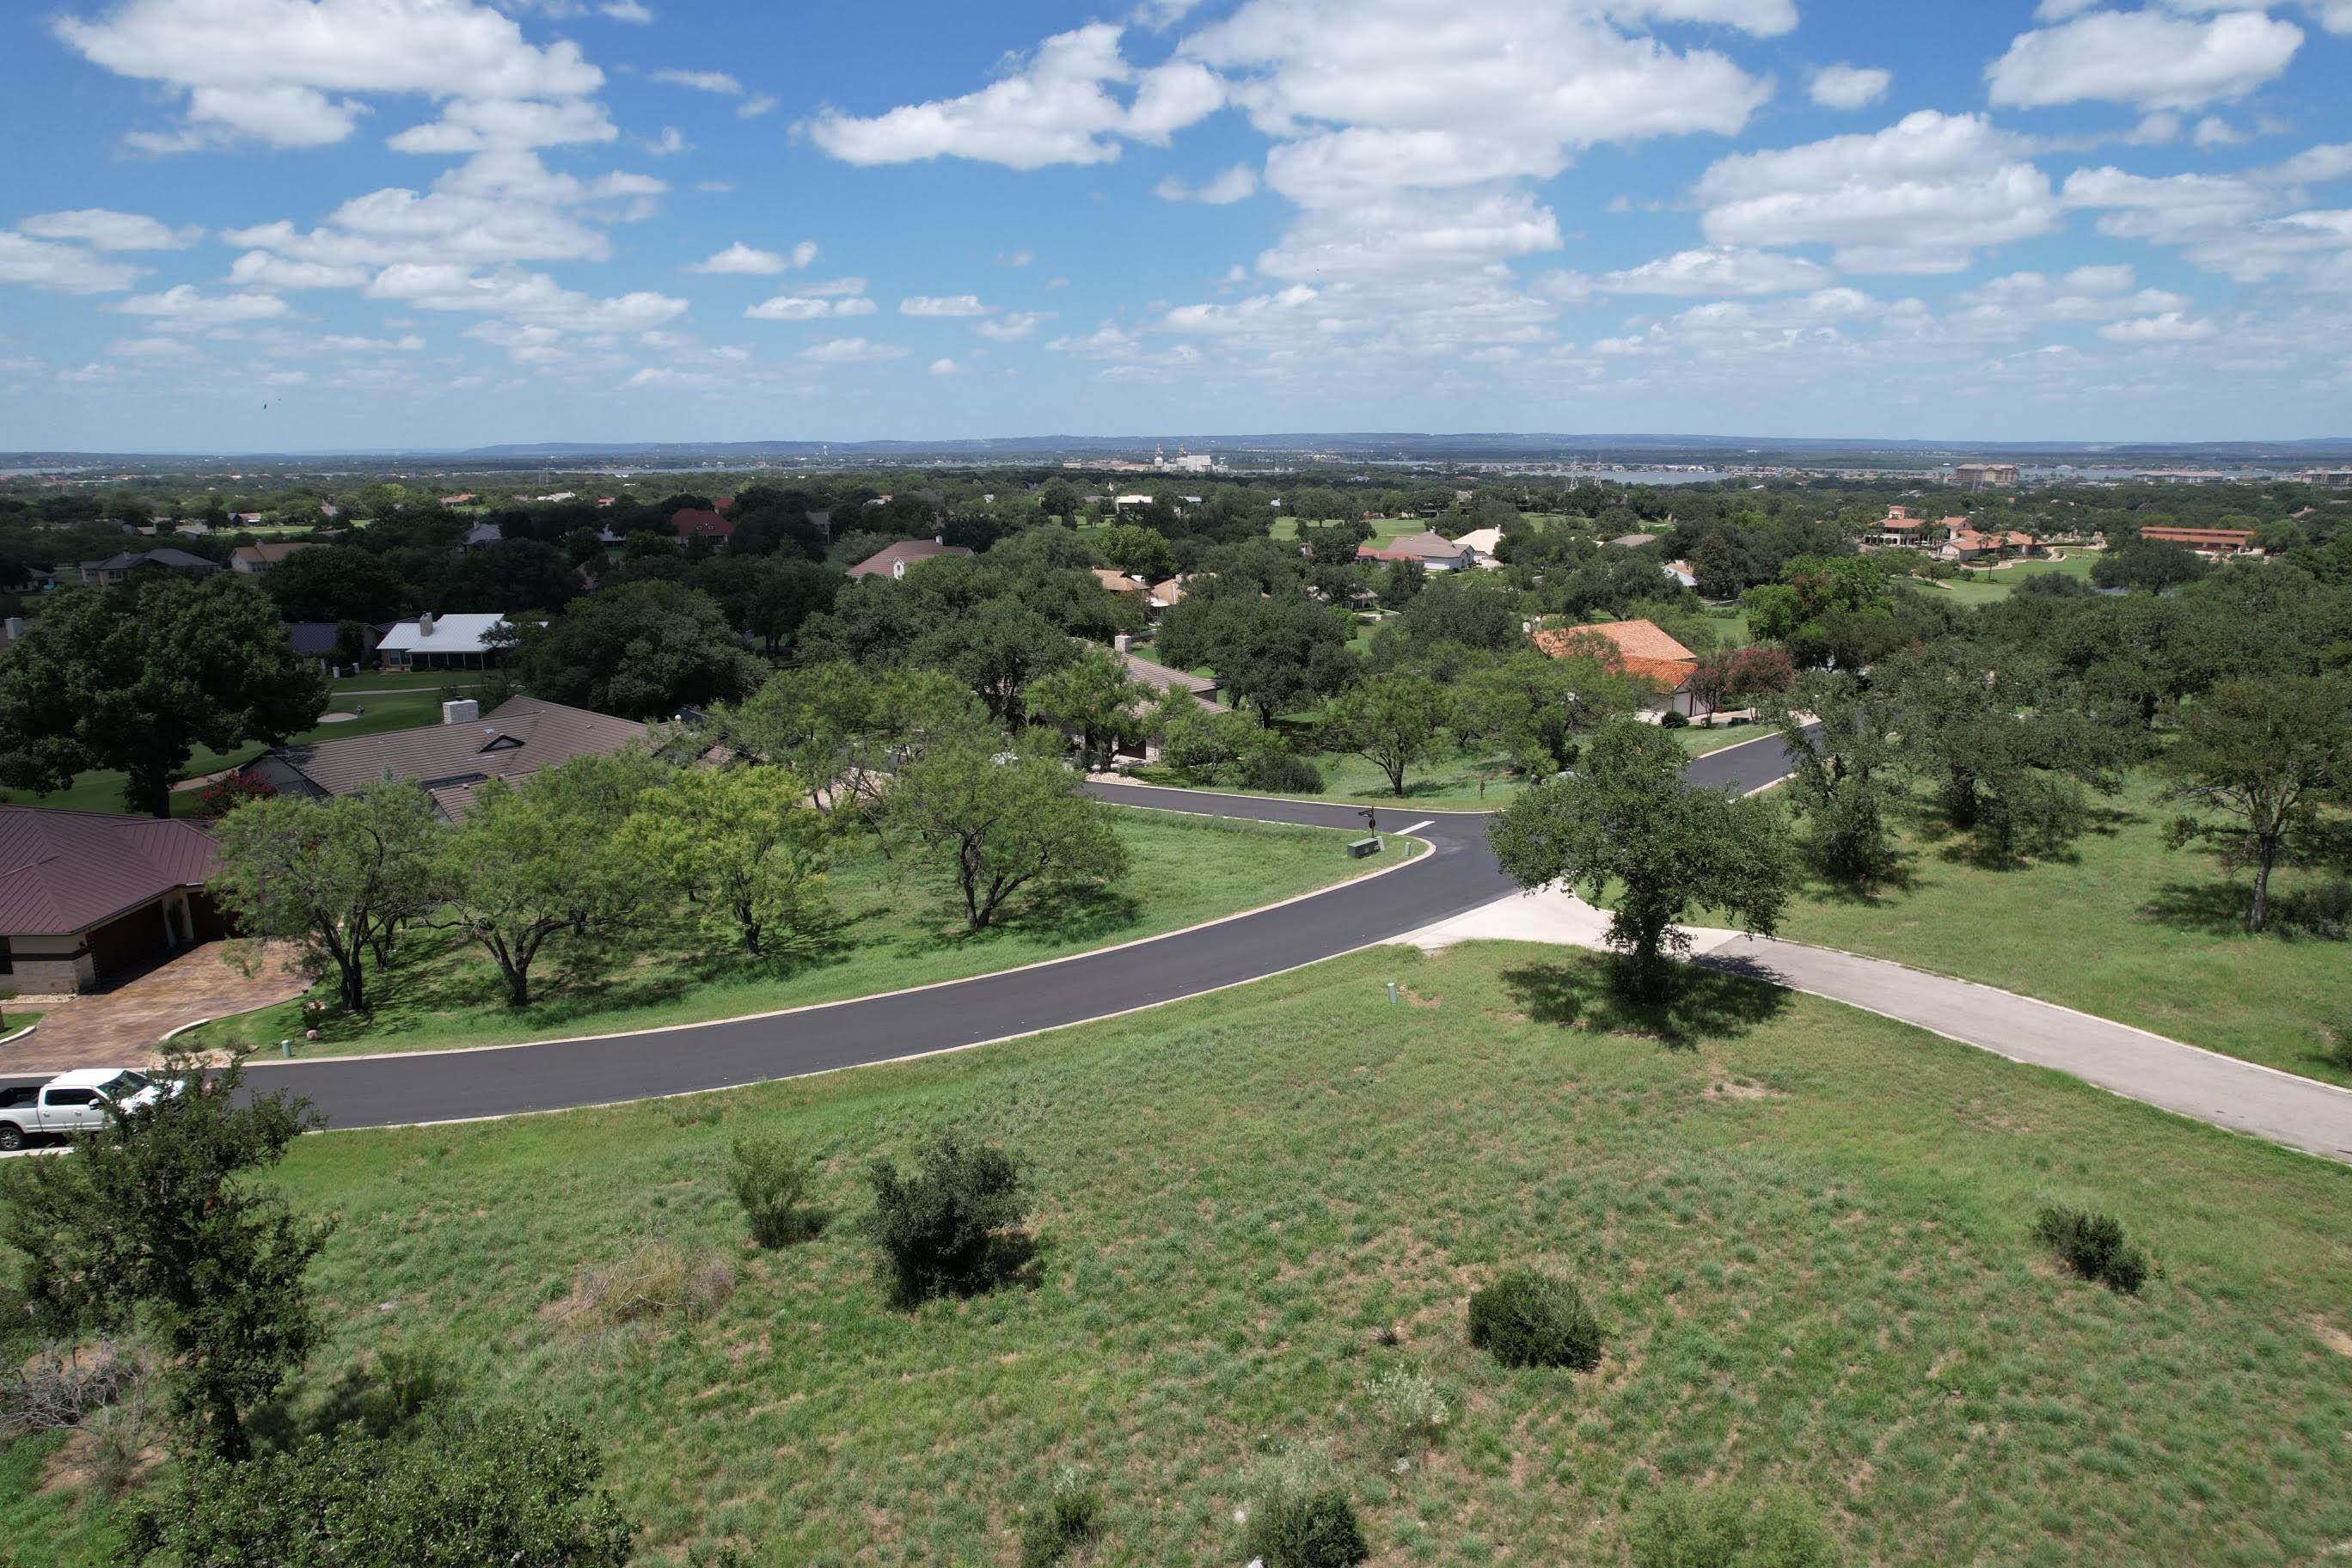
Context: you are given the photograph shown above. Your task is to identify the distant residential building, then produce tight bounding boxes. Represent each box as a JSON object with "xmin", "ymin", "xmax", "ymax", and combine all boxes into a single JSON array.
[
  {"xmin": 241, "ymin": 695, "xmax": 646, "ymax": 821},
  {"xmin": 847, "ymin": 538, "xmax": 973, "ymax": 580},
  {"xmin": 1111, "ymin": 493, "xmax": 1159, "ymax": 517},
  {"xmin": 1450, "ymin": 526, "xmax": 1505, "ymax": 566},
  {"xmin": 1531, "ymin": 618, "xmax": 1704, "ymax": 717},
  {"xmin": 2137, "ymin": 469, "xmax": 2229, "ymax": 485},
  {"xmin": 1357, "ymin": 530, "xmax": 1479, "ymax": 572},
  {"xmin": 2141, "ymin": 526, "xmax": 2257, "ymax": 557},
  {"xmin": 671, "ymin": 507, "xmax": 734, "ymax": 542},
  {"xmin": 230, "ymin": 540, "xmax": 318, "ymax": 574},
  {"xmin": 284, "ymin": 620, "xmax": 378, "ymax": 675},
  {"xmin": 438, "ymin": 492, "xmax": 477, "ymax": 505},
  {"xmin": 462, "ymin": 521, "xmax": 504, "ymax": 550},
  {"xmin": 375, "ymin": 611, "xmax": 523, "ymax": 671},
  {"xmin": 1090, "ymin": 567, "xmax": 1148, "ymax": 596},
  {"xmin": 1147, "ymin": 574, "xmax": 1192, "ymax": 611},
  {"xmin": 77, "ymin": 548, "xmax": 222, "ymax": 587},
  {"xmin": 1951, "ymin": 462, "xmax": 2019, "ymax": 489},
  {"xmin": 1939, "ymin": 529, "xmax": 2039, "ymax": 562},
  {"xmin": 1605, "ymin": 532, "xmax": 1662, "ymax": 548}
]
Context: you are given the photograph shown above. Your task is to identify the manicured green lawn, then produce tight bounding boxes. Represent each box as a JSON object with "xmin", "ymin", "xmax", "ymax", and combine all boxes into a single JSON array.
[
  {"xmin": 1774, "ymin": 772, "xmax": 2352, "ymax": 1083},
  {"xmin": 1672, "ymin": 718, "xmax": 1775, "ymax": 757},
  {"xmin": 13, "ymin": 943, "xmax": 2351, "ymax": 1565},
  {"xmin": 184, "ymin": 810, "xmax": 1420, "ymax": 1058},
  {"xmin": 330, "ymin": 671, "xmax": 487, "ymax": 695},
  {"xmin": 1912, "ymin": 550, "xmax": 2097, "ymax": 608},
  {"xmin": 0, "ymin": 693, "xmax": 452, "ymax": 816}
]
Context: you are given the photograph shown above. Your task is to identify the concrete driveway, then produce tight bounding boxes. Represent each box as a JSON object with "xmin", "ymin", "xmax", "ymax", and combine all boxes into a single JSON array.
[{"xmin": 1, "ymin": 940, "xmax": 309, "ymax": 1073}]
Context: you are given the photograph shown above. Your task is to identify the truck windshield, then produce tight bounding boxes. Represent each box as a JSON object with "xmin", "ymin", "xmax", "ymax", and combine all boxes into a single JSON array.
[{"xmin": 95, "ymin": 1071, "xmax": 150, "ymax": 1099}]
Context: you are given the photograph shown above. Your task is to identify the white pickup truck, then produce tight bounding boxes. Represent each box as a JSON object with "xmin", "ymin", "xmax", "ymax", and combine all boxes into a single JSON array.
[{"xmin": 0, "ymin": 1069, "xmax": 173, "ymax": 1150}]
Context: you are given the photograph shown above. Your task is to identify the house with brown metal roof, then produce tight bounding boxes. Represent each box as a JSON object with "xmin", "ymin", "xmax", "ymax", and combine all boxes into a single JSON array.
[
  {"xmin": 0, "ymin": 808, "xmax": 225, "ymax": 992},
  {"xmin": 239, "ymin": 695, "xmax": 648, "ymax": 821}
]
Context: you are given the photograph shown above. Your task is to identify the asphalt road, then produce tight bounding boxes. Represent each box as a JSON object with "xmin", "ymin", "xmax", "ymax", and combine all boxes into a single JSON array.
[
  {"xmin": 208, "ymin": 731, "xmax": 1799, "ymax": 1130},
  {"xmin": 0, "ymin": 730, "xmax": 1804, "ymax": 1133}
]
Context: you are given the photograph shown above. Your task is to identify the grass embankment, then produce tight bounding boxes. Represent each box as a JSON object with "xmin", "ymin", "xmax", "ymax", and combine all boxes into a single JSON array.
[
  {"xmin": 12, "ymin": 943, "xmax": 2352, "ymax": 1565},
  {"xmin": 0, "ymin": 686, "xmax": 481, "ymax": 816},
  {"xmin": 186, "ymin": 810, "xmax": 1418, "ymax": 1058},
  {"xmin": 1775, "ymin": 772, "xmax": 2352, "ymax": 1084}
]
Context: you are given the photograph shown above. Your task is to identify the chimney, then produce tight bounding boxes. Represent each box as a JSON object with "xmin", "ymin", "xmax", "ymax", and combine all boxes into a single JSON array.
[
  {"xmin": 1114, "ymin": 634, "xmax": 1131, "ymax": 655},
  {"xmin": 442, "ymin": 698, "xmax": 480, "ymax": 726},
  {"xmin": 2, "ymin": 617, "xmax": 21, "ymax": 642},
  {"xmin": 417, "ymin": 611, "xmax": 436, "ymax": 636},
  {"xmin": 934, "ymin": 533, "xmax": 946, "ymax": 546}
]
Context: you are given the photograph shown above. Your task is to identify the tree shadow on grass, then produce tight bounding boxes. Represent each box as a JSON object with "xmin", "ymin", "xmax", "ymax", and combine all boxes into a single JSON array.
[
  {"xmin": 2142, "ymin": 877, "xmax": 2352, "ymax": 941},
  {"xmin": 1921, "ymin": 798, "xmax": 2136, "ymax": 874},
  {"xmin": 1792, "ymin": 855, "xmax": 1920, "ymax": 911},
  {"xmin": 1499, "ymin": 958, "xmax": 1792, "ymax": 1050}
]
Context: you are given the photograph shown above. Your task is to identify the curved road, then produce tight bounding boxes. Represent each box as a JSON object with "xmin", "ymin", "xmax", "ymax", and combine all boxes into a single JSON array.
[{"xmin": 178, "ymin": 732, "xmax": 1798, "ymax": 1130}]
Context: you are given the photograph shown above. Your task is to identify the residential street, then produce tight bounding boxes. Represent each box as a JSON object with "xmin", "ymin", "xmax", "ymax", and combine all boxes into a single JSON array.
[{"xmin": 9, "ymin": 727, "xmax": 2344, "ymax": 1166}]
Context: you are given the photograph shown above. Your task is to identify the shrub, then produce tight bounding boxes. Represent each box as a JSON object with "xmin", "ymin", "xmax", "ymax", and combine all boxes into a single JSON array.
[
  {"xmin": 728, "ymin": 1133, "xmax": 822, "ymax": 1248},
  {"xmin": 2326, "ymin": 1020, "xmax": 2352, "ymax": 1074},
  {"xmin": 1364, "ymin": 1364, "xmax": 1448, "ymax": 1459},
  {"xmin": 1659, "ymin": 710, "xmax": 1689, "ymax": 730},
  {"xmin": 575, "ymin": 1241, "xmax": 737, "ymax": 1328},
  {"xmin": 1240, "ymin": 1446, "xmax": 1369, "ymax": 1568},
  {"xmin": 129, "ymin": 1408, "xmax": 634, "ymax": 1568},
  {"xmin": 861, "ymin": 1133, "xmax": 1032, "ymax": 1307},
  {"xmin": 2034, "ymin": 1205, "xmax": 2149, "ymax": 1295},
  {"xmin": 1242, "ymin": 747, "xmax": 1323, "ymax": 795},
  {"xmin": 1627, "ymin": 1485, "xmax": 1841, "ymax": 1568},
  {"xmin": 1467, "ymin": 1269, "xmax": 1604, "ymax": 1369},
  {"xmin": 192, "ymin": 773, "xmax": 277, "ymax": 819},
  {"xmin": 1017, "ymin": 1466, "xmax": 1104, "ymax": 1568}
]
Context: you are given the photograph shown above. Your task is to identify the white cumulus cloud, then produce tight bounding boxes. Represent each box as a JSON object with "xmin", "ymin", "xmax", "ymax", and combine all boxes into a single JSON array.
[
  {"xmin": 1809, "ymin": 64, "xmax": 1890, "ymax": 110},
  {"xmin": 1988, "ymin": 8, "xmax": 2303, "ymax": 111}
]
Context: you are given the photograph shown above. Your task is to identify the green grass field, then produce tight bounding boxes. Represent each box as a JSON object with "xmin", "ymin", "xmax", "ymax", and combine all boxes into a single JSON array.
[
  {"xmin": 1774, "ymin": 772, "xmax": 2352, "ymax": 1084},
  {"xmin": 10, "ymin": 942, "xmax": 2350, "ymax": 1565},
  {"xmin": 184, "ymin": 809, "xmax": 1419, "ymax": 1058},
  {"xmin": 330, "ymin": 671, "xmax": 488, "ymax": 695},
  {"xmin": 1909, "ymin": 551, "xmax": 2097, "ymax": 609},
  {"xmin": 0, "ymin": 693, "xmax": 455, "ymax": 817}
]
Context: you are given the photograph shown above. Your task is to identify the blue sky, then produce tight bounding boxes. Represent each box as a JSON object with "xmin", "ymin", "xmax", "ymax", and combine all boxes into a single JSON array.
[{"xmin": 2, "ymin": 0, "xmax": 2349, "ymax": 451}]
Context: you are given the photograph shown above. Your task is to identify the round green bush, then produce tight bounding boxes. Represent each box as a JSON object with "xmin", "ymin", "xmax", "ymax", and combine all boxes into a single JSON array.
[
  {"xmin": 1467, "ymin": 1269, "xmax": 1603, "ymax": 1369},
  {"xmin": 1244, "ymin": 750, "xmax": 1324, "ymax": 794},
  {"xmin": 1247, "ymin": 1486, "xmax": 1368, "ymax": 1568},
  {"xmin": 1628, "ymin": 1485, "xmax": 1841, "ymax": 1568}
]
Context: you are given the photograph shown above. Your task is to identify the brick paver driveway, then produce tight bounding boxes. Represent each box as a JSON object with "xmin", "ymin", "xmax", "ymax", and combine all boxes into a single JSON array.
[{"xmin": 1, "ymin": 941, "xmax": 309, "ymax": 1072}]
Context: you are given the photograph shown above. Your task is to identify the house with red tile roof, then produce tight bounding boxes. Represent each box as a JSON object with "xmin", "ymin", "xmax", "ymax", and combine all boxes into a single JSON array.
[
  {"xmin": 0, "ymin": 808, "xmax": 226, "ymax": 992},
  {"xmin": 1531, "ymin": 617, "xmax": 1704, "ymax": 716}
]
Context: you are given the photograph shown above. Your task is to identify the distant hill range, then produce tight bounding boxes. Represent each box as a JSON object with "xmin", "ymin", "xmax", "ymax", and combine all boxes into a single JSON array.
[{"xmin": 9, "ymin": 432, "xmax": 2352, "ymax": 470}]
